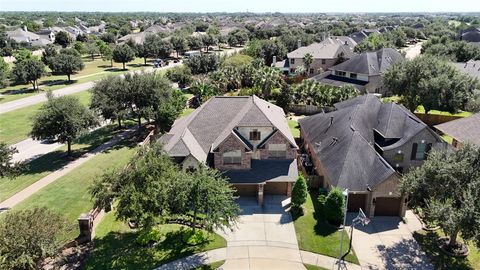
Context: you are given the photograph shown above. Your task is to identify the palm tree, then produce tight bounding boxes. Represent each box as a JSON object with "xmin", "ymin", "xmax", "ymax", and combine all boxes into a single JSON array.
[
  {"xmin": 303, "ymin": 53, "xmax": 314, "ymax": 76},
  {"xmin": 253, "ymin": 68, "xmax": 283, "ymax": 99},
  {"xmin": 190, "ymin": 78, "xmax": 219, "ymax": 107}
]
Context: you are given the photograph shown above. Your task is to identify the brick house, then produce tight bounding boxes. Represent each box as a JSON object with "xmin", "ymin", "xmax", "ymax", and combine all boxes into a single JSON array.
[
  {"xmin": 273, "ymin": 36, "xmax": 357, "ymax": 76},
  {"xmin": 159, "ymin": 96, "xmax": 298, "ymax": 205},
  {"xmin": 298, "ymin": 95, "xmax": 447, "ymax": 217}
]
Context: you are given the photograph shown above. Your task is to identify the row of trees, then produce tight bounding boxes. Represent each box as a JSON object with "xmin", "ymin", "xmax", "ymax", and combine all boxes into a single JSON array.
[{"xmin": 422, "ymin": 36, "xmax": 480, "ymax": 62}]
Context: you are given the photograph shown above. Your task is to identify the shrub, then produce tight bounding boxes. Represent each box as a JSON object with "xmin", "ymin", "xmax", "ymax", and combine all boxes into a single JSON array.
[
  {"xmin": 136, "ymin": 226, "xmax": 165, "ymax": 245},
  {"xmin": 238, "ymin": 87, "xmax": 260, "ymax": 96},
  {"xmin": 323, "ymin": 187, "xmax": 345, "ymax": 226},
  {"xmin": 166, "ymin": 66, "xmax": 193, "ymax": 88},
  {"xmin": 182, "ymin": 229, "xmax": 207, "ymax": 246},
  {"xmin": 291, "ymin": 176, "xmax": 308, "ymax": 209}
]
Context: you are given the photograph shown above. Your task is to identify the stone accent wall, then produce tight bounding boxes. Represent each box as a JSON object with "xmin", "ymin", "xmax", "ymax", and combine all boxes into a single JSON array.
[
  {"xmin": 289, "ymin": 57, "xmax": 338, "ymax": 76},
  {"xmin": 259, "ymin": 131, "xmax": 297, "ymax": 159},
  {"xmin": 214, "ymin": 133, "xmax": 252, "ymax": 170}
]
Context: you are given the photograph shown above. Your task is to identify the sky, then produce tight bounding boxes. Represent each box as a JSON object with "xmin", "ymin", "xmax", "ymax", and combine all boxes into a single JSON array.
[{"xmin": 0, "ymin": 0, "xmax": 478, "ymax": 13}]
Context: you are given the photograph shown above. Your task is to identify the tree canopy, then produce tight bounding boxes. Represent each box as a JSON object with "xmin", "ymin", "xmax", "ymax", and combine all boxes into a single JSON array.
[
  {"xmin": 384, "ymin": 55, "xmax": 478, "ymax": 113},
  {"xmin": 11, "ymin": 59, "xmax": 45, "ymax": 90},
  {"xmin": 48, "ymin": 48, "xmax": 85, "ymax": 81},
  {"xmin": 90, "ymin": 143, "xmax": 240, "ymax": 231},
  {"xmin": 401, "ymin": 144, "xmax": 480, "ymax": 250},
  {"xmin": 54, "ymin": 31, "xmax": 72, "ymax": 48},
  {"xmin": 112, "ymin": 44, "xmax": 135, "ymax": 70},
  {"xmin": 31, "ymin": 94, "xmax": 98, "ymax": 156}
]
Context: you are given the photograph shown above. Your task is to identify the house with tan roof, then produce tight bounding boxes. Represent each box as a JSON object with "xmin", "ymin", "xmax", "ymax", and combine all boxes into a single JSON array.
[{"xmin": 159, "ymin": 96, "xmax": 299, "ymax": 205}]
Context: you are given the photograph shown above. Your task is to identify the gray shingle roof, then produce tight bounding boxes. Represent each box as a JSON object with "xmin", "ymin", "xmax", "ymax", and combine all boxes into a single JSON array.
[
  {"xmin": 223, "ymin": 159, "xmax": 298, "ymax": 184},
  {"xmin": 160, "ymin": 96, "xmax": 297, "ymax": 163},
  {"xmin": 453, "ymin": 60, "xmax": 480, "ymax": 81},
  {"xmin": 287, "ymin": 43, "xmax": 343, "ymax": 59},
  {"xmin": 435, "ymin": 113, "xmax": 480, "ymax": 146},
  {"xmin": 330, "ymin": 48, "xmax": 403, "ymax": 76},
  {"xmin": 299, "ymin": 94, "xmax": 430, "ymax": 191}
]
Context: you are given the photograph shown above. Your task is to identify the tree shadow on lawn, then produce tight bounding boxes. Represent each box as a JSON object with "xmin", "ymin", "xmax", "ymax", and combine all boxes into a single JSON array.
[
  {"xmin": 104, "ymin": 67, "xmax": 126, "ymax": 72},
  {"xmin": 377, "ymin": 237, "xmax": 435, "ymax": 270},
  {"xmin": 413, "ymin": 231, "xmax": 473, "ymax": 270},
  {"xmin": 309, "ymin": 191, "xmax": 339, "ymax": 237},
  {"xmin": 39, "ymin": 79, "xmax": 78, "ymax": 87},
  {"xmin": 85, "ymin": 229, "xmax": 212, "ymax": 270}
]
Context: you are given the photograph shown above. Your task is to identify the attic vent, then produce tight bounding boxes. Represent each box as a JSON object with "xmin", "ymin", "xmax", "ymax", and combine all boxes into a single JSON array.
[{"xmin": 329, "ymin": 137, "xmax": 339, "ymax": 146}]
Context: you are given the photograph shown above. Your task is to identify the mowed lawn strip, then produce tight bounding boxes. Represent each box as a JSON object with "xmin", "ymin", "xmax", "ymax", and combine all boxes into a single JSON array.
[
  {"xmin": 12, "ymin": 140, "xmax": 138, "ymax": 241},
  {"xmin": 293, "ymin": 192, "xmax": 360, "ymax": 264},
  {"xmin": 0, "ymin": 90, "xmax": 91, "ymax": 145},
  {"xmin": 0, "ymin": 124, "xmax": 123, "ymax": 202},
  {"xmin": 0, "ymin": 57, "xmax": 147, "ymax": 104},
  {"xmin": 85, "ymin": 211, "xmax": 226, "ymax": 270}
]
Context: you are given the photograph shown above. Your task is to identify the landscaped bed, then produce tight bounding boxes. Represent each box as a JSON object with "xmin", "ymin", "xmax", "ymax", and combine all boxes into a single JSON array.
[
  {"xmin": 292, "ymin": 191, "xmax": 359, "ymax": 264},
  {"xmin": 84, "ymin": 210, "xmax": 227, "ymax": 270},
  {"xmin": 414, "ymin": 230, "xmax": 480, "ymax": 270}
]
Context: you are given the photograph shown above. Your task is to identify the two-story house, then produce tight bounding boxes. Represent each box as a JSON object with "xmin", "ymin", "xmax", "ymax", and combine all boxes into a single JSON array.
[
  {"xmin": 273, "ymin": 36, "xmax": 357, "ymax": 76},
  {"xmin": 311, "ymin": 48, "xmax": 403, "ymax": 95},
  {"xmin": 299, "ymin": 95, "xmax": 447, "ymax": 217},
  {"xmin": 159, "ymin": 96, "xmax": 299, "ymax": 205}
]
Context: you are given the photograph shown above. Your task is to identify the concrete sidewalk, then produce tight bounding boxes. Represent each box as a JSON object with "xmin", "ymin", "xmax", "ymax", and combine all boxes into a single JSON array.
[{"xmin": 0, "ymin": 128, "xmax": 135, "ymax": 210}]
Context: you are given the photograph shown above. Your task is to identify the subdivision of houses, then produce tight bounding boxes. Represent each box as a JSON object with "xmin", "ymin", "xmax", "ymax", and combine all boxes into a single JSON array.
[
  {"xmin": 435, "ymin": 113, "xmax": 480, "ymax": 148},
  {"xmin": 6, "ymin": 26, "xmax": 53, "ymax": 47},
  {"xmin": 299, "ymin": 94, "xmax": 447, "ymax": 217},
  {"xmin": 159, "ymin": 96, "xmax": 299, "ymax": 205},
  {"xmin": 272, "ymin": 36, "xmax": 357, "ymax": 76},
  {"xmin": 311, "ymin": 47, "xmax": 403, "ymax": 95},
  {"xmin": 458, "ymin": 26, "xmax": 480, "ymax": 47}
]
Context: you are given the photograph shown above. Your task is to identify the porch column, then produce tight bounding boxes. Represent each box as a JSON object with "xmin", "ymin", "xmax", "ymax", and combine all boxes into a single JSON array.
[
  {"xmin": 257, "ymin": 184, "xmax": 265, "ymax": 206},
  {"xmin": 286, "ymin": 182, "xmax": 293, "ymax": 197},
  {"xmin": 366, "ymin": 192, "xmax": 375, "ymax": 218}
]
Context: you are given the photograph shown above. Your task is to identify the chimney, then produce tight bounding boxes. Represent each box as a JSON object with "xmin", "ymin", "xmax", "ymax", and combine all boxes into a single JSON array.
[
  {"xmin": 322, "ymin": 32, "xmax": 326, "ymax": 41},
  {"xmin": 272, "ymin": 55, "xmax": 277, "ymax": 66},
  {"xmin": 330, "ymin": 117, "xmax": 334, "ymax": 126},
  {"xmin": 344, "ymin": 40, "xmax": 348, "ymax": 46},
  {"xmin": 297, "ymin": 40, "xmax": 302, "ymax": 49},
  {"xmin": 23, "ymin": 25, "xmax": 27, "ymax": 32}
]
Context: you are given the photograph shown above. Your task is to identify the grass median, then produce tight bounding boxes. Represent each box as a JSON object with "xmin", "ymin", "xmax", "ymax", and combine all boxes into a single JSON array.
[{"xmin": 0, "ymin": 90, "xmax": 91, "ymax": 145}]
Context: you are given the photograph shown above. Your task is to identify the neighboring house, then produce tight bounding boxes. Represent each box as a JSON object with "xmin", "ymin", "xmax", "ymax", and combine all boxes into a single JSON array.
[
  {"xmin": 118, "ymin": 24, "xmax": 172, "ymax": 44},
  {"xmin": 6, "ymin": 26, "xmax": 52, "ymax": 47},
  {"xmin": 298, "ymin": 94, "xmax": 446, "ymax": 217},
  {"xmin": 273, "ymin": 36, "xmax": 357, "ymax": 76},
  {"xmin": 311, "ymin": 48, "xmax": 403, "ymax": 95},
  {"xmin": 453, "ymin": 60, "xmax": 480, "ymax": 81},
  {"xmin": 458, "ymin": 27, "xmax": 480, "ymax": 47},
  {"xmin": 349, "ymin": 27, "xmax": 393, "ymax": 44},
  {"xmin": 435, "ymin": 113, "xmax": 480, "ymax": 148},
  {"xmin": 159, "ymin": 96, "xmax": 299, "ymax": 205}
]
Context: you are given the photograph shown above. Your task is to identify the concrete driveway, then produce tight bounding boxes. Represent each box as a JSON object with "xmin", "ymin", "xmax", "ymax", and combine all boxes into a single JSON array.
[
  {"xmin": 216, "ymin": 196, "xmax": 306, "ymax": 270},
  {"xmin": 347, "ymin": 210, "xmax": 433, "ymax": 270}
]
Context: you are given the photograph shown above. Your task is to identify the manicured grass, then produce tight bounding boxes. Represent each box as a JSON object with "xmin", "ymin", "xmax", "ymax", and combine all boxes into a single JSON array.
[
  {"xmin": 192, "ymin": 260, "xmax": 225, "ymax": 270},
  {"xmin": 85, "ymin": 213, "xmax": 227, "ymax": 270},
  {"xmin": 12, "ymin": 140, "xmax": 138, "ymax": 241},
  {"xmin": 0, "ymin": 90, "xmax": 91, "ymax": 145},
  {"xmin": 304, "ymin": 264, "xmax": 329, "ymax": 270},
  {"xmin": 288, "ymin": 119, "xmax": 300, "ymax": 138},
  {"xmin": 0, "ymin": 124, "xmax": 123, "ymax": 202},
  {"xmin": 181, "ymin": 108, "xmax": 195, "ymax": 117},
  {"xmin": 0, "ymin": 57, "xmax": 147, "ymax": 104},
  {"xmin": 414, "ymin": 230, "xmax": 480, "ymax": 270},
  {"xmin": 293, "ymin": 192, "xmax": 359, "ymax": 264},
  {"xmin": 415, "ymin": 105, "xmax": 473, "ymax": 117},
  {"xmin": 442, "ymin": 134, "xmax": 454, "ymax": 145}
]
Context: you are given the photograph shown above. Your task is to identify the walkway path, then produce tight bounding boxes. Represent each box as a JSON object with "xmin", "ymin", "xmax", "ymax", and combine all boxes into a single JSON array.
[
  {"xmin": 155, "ymin": 196, "xmax": 361, "ymax": 270},
  {"xmin": 402, "ymin": 42, "xmax": 423, "ymax": 60},
  {"xmin": 0, "ymin": 127, "xmax": 136, "ymax": 210}
]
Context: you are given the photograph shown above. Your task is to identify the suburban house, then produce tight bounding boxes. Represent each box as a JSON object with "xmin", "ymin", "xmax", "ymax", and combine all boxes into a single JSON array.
[
  {"xmin": 311, "ymin": 47, "xmax": 403, "ymax": 95},
  {"xmin": 298, "ymin": 94, "xmax": 447, "ymax": 217},
  {"xmin": 273, "ymin": 36, "xmax": 357, "ymax": 76},
  {"xmin": 453, "ymin": 60, "xmax": 480, "ymax": 81},
  {"xmin": 6, "ymin": 26, "xmax": 53, "ymax": 47},
  {"xmin": 350, "ymin": 27, "xmax": 394, "ymax": 44},
  {"xmin": 435, "ymin": 113, "xmax": 480, "ymax": 148},
  {"xmin": 159, "ymin": 96, "xmax": 299, "ymax": 205},
  {"xmin": 458, "ymin": 27, "xmax": 480, "ymax": 47}
]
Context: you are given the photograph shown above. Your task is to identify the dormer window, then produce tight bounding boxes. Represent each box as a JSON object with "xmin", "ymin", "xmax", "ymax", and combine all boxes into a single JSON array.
[
  {"xmin": 250, "ymin": 129, "xmax": 261, "ymax": 140},
  {"xmin": 290, "ymin": 58, "xmax": 295, "ymax": 64}
]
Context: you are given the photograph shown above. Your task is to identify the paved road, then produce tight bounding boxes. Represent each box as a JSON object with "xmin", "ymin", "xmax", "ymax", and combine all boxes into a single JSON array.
[
  {"xmin": 11, "ymin": 138, "xmax": 63, "ymax": 163},
  {"xmin": 0, "ymin": 128, "xmax": 136, "ymax": 211},
  {"xmin": 402, "ymin": 42, "xmax": 423, "ymax": 60},
  {"xmin": 0, "ymin": 47, "xmax": 242, "ymax": 114}
]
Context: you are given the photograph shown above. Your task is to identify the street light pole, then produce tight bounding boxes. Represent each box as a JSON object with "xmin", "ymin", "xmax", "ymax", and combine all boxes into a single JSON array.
[{"xmin": 337, "ymin": 189, "xmax": 349, "ymax": 270}]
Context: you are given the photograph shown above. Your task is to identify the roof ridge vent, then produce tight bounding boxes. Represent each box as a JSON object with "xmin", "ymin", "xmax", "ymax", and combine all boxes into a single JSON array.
[{"xmin": 329, "ymin": 137, "xmax": 339, "ymax": 146}]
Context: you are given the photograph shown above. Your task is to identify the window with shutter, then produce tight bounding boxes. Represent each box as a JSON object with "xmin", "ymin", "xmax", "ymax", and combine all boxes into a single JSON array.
[{"xmin": 249, "ymin": 130, "xmax": 261, "ymax": 140}]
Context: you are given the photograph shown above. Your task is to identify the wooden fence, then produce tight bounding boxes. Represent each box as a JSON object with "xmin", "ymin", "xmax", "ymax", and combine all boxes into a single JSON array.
[{"xmin": 414, "ymin": 113, "xmax": 464, "ymax": 126}]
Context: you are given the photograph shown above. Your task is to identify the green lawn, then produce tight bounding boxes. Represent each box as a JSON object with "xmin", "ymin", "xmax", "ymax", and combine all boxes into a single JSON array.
[
  {"xmin": 0, "ymin": 124, "xmax": 123, "ymax": 202},
  {"xmin": 85, "ymin": 211, "xmax": 226, "ymax": 270},
  {"xmin": 442, "ymin": 134, "xmax": 454, "ymax": 145},
  {"xmin": 0, "ymin": 57, "xmax": 147, "ymax": 104},
  {"xmin": 288, "ymin": 119, "xmax": 300, "ymax": 138},
  {"xmin": 181, "ymin": 108, "xmax": 195, "ymax": 117},
  {"xmin": 293, "ymin": 192, "xmax": 359, "ymax": 264},
  {"xmin": 0, "ymin": 90, "xmax": 91, "ymax": 145},
  {"xmin": 414, "ymin": 230, "xmax": 480, "ymax": 270},
  {"xmin": 12, "ymin": 140, "xmax": 138, "ymax": 241},
  {"xmin": 415, "ymin": 105, "xmax": 473, "ymax": 117},
  {"xmin": 304, "ymin": 264, "xmax": 329, "ymax": 270}
]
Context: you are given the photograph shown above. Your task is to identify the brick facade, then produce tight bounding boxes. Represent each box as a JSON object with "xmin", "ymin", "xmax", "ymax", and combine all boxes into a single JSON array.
[
  {"xmin": 258, "ymin": 131, "xmax": 297, "ymax": 159},
  {"xmin": 214, "ymin": 133, "xmax": 252, "ymax": 170}
]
